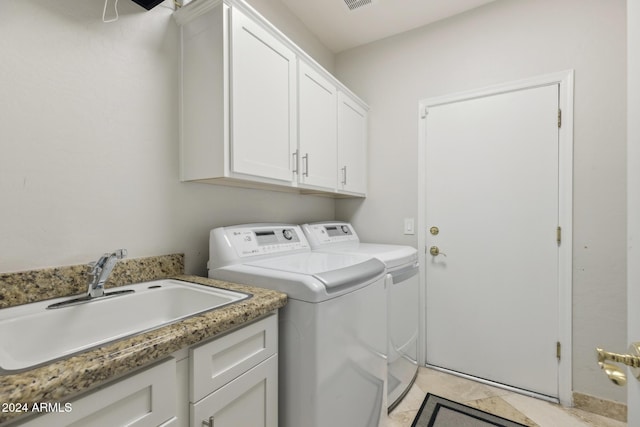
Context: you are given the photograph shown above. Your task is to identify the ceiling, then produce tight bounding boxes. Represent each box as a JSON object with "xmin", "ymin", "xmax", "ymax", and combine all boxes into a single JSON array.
[{"xmin": 279, "ymin": 0, "xmax": 496, "ymax": 53}]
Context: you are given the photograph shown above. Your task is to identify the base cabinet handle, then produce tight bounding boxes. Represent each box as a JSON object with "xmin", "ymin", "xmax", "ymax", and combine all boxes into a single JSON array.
[{"xmin": 202, "ymin": 416, "xmax": 214, "ymax": 427}]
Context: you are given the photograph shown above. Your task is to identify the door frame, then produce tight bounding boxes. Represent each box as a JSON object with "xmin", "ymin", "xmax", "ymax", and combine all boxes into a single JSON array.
[
  {"xmin": 628, "ymin": 0, "xmax": 639, "ymax": 422},
  {"xmin": 417, "ymin": 70, "xmax": 574, "ymax": 405}
]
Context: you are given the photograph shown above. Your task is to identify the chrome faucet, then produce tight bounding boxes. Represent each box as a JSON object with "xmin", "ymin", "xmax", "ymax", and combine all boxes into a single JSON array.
[{"xmin": 87, "ymin": 249, "xmax": 127, "ymax": 298}]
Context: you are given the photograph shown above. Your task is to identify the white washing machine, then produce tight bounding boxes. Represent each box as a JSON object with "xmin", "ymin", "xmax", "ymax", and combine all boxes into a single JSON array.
[
  {"xmin": 302, "ymin": 222, "xmax": 420, "ymax": 411},
  {"xmin": 208, "ymin": 224, "xmax": 387, "ymax": 427}
]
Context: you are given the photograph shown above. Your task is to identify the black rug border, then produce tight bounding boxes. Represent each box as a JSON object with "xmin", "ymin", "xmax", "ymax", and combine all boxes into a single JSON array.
[{"xmin": 411, "ymin": 393, "xmax": 528, "ymax": 427}]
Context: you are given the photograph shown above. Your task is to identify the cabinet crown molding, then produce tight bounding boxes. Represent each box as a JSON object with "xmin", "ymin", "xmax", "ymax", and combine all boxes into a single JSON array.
[
  {"xmin": 173, "ymin": 0, "xmax": 223, "ymax": 26},
  {"xmin": 174, "ymin": 0, "xmax": 368, "ymax": 110}
]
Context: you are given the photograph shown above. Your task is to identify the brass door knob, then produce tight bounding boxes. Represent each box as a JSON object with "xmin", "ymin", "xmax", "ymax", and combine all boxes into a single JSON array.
[
  {"xmin": 598, "ymin": 363, "xmax": 627, "ymax": 386},
  {"xmin": 429, "ymin": 246, "xmax": 446, "ymax": 257},
  {"xmin": 596, "ymin": 342, "xmax": 640, "ymax": 386}
]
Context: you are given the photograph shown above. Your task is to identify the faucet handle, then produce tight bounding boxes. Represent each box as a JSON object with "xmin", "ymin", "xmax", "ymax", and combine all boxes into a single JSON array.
[
  {"xmin": 86, "ymin": 263, "xmax": 103, "ymax": 290},
  {"xmin": 114, "ymin": 249, "xmax": 127, "ymax": 259},
  {"xmin": 87, "ymin": 249, "xmax": 126, "ymax": 271}
]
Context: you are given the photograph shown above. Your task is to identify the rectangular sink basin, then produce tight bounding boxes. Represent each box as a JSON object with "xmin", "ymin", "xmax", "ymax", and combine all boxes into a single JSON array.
[{"xmin": 0, "ymin": 279, "xmax": 249, "ymax": 373}]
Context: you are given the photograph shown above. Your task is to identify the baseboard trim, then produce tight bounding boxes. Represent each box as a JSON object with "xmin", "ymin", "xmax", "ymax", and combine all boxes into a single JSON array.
[{"xmin": 572, "ymin": 392, "xmax": 627, "ymax": 422}]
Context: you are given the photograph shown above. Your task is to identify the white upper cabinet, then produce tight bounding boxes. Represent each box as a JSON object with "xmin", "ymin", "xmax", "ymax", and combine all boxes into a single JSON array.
[
  {"xmin": 175, "ymin": 0, "xmax": 367, "ymax": 197},
  {"xmin": 298, "ymin": 61, "xmax": 337, "ymax": 191},
  {"xmin": 230, "ymin": 9, "xmax": 296, "ymax": 182},
  {"xmin": 338, "ymin": 92, "xmax": 368, "ymax": 196}
]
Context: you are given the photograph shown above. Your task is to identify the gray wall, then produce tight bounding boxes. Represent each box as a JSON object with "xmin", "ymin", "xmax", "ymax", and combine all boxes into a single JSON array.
[
  {"xmin": 334, "ymin": 0, "xmax": 627, "ymax": 403},
  {"xmin": 0, "ymin": 0, "xmax": 335, "ymax": 276}
]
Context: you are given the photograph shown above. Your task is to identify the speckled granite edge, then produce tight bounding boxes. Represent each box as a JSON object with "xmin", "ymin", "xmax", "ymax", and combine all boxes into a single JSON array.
[
  {"xmin": 0, "ymin": 254, "xmax": 184, "ymax": 309},
  {"xmin": 573, "ymin": 391, "xmax": 627, "ymax": 422},
  {"xmin": 0, "ymin": 275, "xmax": 287, "ymax": 424}
]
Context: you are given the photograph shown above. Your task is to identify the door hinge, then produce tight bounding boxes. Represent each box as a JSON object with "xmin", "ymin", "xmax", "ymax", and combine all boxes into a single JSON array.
[
  {"xmin": 421, "ymin": 106, "xmax": 429, "ymax": 119},
  {"xmin": 557, "ymin": 341, "xmax": 561, "ymax": 361},
  {"xmin": 558, "ymin": 109, "xmax": 562, "ymax": 128},
  {"xmin": 556, "ymin": 226, "xmax": 562, "ymax": 245}
]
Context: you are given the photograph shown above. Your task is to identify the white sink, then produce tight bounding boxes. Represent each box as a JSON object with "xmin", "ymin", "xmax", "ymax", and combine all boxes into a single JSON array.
[{"xmin": 0, "ymin": 279, "xmax": 249, "ymax": 372}]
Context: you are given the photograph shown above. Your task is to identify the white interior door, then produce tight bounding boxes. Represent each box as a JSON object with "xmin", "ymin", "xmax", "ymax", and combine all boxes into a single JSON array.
[
  {"xmin": 425, "ymin": 84, "xmax": 561, "ymax": 398},
  {"xmin": 628, "ymin": 124, "xmax": 639, "ymax": 426}
]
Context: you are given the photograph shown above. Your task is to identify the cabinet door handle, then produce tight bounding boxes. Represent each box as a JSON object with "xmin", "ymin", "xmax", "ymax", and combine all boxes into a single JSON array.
[
  {"xmin": 303, "ymin": 153, "xmax": 309, "ymax": 177},
  {"xmin": 292, "ymin": 150, "xmax": 299, "ymax": 174},
  {"xmin": 341, "ymin": 166, "xmax": 347, "ymax": 185},
  {"xmin": 202, "ymin": 416, "xmax": 214, "ymax": 427}
]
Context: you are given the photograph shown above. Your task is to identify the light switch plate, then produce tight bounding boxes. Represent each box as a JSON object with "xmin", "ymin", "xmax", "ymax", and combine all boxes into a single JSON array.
[{"xmin": 404, "ymin": 218, "xmax": 415, "ymax": 235}]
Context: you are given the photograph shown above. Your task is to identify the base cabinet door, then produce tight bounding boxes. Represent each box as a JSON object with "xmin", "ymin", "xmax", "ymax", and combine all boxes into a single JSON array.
[
  {"xmin": 18, "ymin": 358, "xmax": 177, "ymax": 427},
  {"xmin": 191, "ymin": 355, "xmax": 277, "ymax": 427}
]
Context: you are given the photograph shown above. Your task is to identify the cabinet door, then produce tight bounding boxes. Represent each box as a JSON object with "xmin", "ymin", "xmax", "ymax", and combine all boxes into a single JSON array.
[
  {"xmin": 298, "ymin": 62, "xmax": 337, "ymax": 190},
  {"xmin": 337, "ymin": 91, "xmax": 368, "ymax": 195},
  {"xmin": 190, "ymin": 313, "xmax": 277, "ymax": 402},
  {"xmin": 191, "ymin": 355, "xmax": 277, "ymax": 427},
  {"xmin": 21, "ymin": 358, "xmax": 176, "ymax": 427},
  {"xmin": 230, "ymin": 8, "xmax": 296, "ymax": 183}
]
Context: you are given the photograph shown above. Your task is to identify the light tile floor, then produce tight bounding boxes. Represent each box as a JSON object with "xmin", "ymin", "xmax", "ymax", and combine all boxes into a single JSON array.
[{"xmin": 381, "ymin": 367, "xmax": 627, "ymax": 427}]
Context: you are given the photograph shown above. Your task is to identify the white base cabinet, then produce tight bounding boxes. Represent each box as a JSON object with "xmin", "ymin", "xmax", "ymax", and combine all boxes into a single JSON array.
[
  {"xmin": 191, "ymin": 356, "xmax": 277, "ymax": 427},
  {"xmin": 16, "ymin": 313, "xmax": 278, "ymax": 427},
  {"xmin": 175, "ymin": 0, "xmax": 368, "ymax": 197},
  {"xmin": 18, "ymin": 358, "xmax": 178, "ymax": 427},
  {"xmin": 188, "ymin": 313, "xmax": 278, "ymax": 427}
]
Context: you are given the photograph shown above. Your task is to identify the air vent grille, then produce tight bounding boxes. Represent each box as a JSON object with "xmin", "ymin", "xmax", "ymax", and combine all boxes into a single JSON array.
[{"xmin": 344, "ymin": 0, "xmax": 372, "ymax": 11}]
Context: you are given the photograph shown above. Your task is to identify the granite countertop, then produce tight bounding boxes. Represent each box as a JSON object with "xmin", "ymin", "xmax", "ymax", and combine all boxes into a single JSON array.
[{"xmin": 0, "ymin": 274, "xmax": 287, "ymax": 425}]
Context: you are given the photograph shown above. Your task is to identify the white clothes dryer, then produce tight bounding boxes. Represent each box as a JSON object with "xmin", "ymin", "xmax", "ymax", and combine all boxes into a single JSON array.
[
  {"xmin": 302, "ymin": 222, "xmax": 420, "ymax": 411},
  {"xmin": 208, "ymin": 224, "xmax": 387, "ymax": 427}
]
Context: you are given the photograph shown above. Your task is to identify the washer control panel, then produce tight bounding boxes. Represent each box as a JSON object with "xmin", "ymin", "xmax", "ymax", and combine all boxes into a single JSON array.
[
  {"xmin": 326, "ymin": 224, "xmax": 353, "ymax": 237},
  {"xmin": 303, "ymin": 222, "xmax": 360, "ymax": 247},
  {"xmin": 226, "ymin": 225, "xmax": 309, "ymax": 257}
]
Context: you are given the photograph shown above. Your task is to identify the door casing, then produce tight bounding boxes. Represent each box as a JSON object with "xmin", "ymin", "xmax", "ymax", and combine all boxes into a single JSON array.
[
  {"xmin": 417, "ymin": 70, "xmax": 574, "ymax": 405},
  {"xmin": 628, "ymin": 0, "xmax": 639, "ymax": 422}
]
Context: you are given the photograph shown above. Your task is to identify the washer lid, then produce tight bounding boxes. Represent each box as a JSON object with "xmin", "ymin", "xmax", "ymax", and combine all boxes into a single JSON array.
[
  {"xmin": 314, "ymin": 243, "xmax": 417, "ymax": 270},
  {"xmin": 245, "ymin": 252, "xmax": 385, "ymax": 291},
  {"xmin": 302, "ymin": 223, "xmax": 417, "ymax": 269},
  {"xmin": 348, "ymin": 243, "xmax": 417, "ymax": 269}
]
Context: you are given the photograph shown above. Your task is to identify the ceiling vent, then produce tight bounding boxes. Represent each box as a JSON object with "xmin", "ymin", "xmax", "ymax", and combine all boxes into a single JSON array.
[{"xmin": 344, "ymin": 0, "xmax": 373, "ymax": 11}]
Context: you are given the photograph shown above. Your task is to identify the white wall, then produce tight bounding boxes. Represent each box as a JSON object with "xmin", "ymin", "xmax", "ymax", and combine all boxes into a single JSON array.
[
  {"xmin": 0, "ymin": 0, "xmax": 335, "ymax": 276},
  {"xmin": 335, "ymin": 0, "xmax": 627, "ymax": 403}
]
